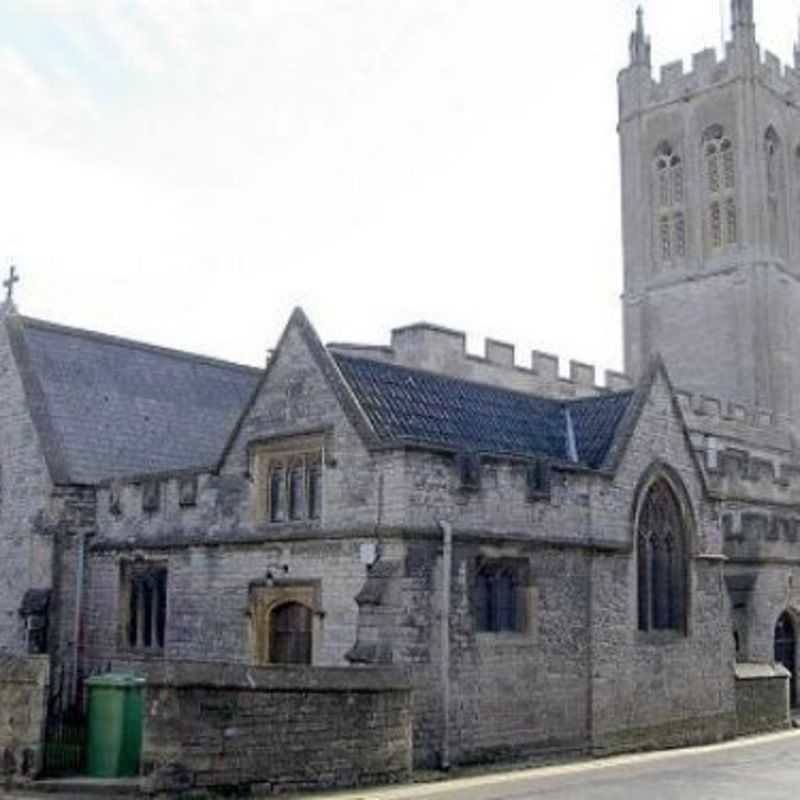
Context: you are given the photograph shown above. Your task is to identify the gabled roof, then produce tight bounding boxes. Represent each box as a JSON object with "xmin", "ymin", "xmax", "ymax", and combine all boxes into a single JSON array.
[
  {"xmin": 9, "ymin": 316, "xmax": 261, "ymax": 485},
  {"xmin": 333, "ymin": 353, "xmax": 633, "ymax": 469}
]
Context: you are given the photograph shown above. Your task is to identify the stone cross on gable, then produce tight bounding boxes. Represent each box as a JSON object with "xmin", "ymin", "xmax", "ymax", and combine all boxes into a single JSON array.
[{"xmin": 3, "ymin": 265, "xmax": 19, "ymax": 303}]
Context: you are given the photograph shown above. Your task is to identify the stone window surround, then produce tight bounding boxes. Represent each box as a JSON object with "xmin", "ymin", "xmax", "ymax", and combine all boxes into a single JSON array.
[
  {"xmin": 247, "ymin": 579, "xmax": 323, "ymax": 666},
  {"xmin": 653, "ymin": 140, "xmax": 687, "ymax": 266},
  {"xmin": 702, "ymin": 124, "xmax": 738, "ymax": 253},
  {"xmin": 471, "ymin": 555, "xmax": 536, "ymax": 639},
  {"xmin": 250, "ymin": 431, "xmax": 328, "ymax": 525},
  {"xmin": 118, "ymin": 557, "xmax": 168, "ymax": 656},
  {"xmin": 632, "ymin": 465, "xmax": 694, "ymax": 643}
]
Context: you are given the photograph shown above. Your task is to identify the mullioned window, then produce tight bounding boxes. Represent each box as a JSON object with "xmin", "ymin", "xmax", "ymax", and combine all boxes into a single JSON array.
[{"xmin": 654, "ymin": 141, "xmax": 687, "ymax": 267}]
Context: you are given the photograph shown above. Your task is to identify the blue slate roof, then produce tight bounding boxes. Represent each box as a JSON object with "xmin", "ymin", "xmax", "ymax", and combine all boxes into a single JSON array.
[
  {"xmin": 334, "ymin": 354, "xmax": 633, "ymax": 469},
  {"xmin": 14, "ymin": 317, "xmax": 261, "ymax": 484}
]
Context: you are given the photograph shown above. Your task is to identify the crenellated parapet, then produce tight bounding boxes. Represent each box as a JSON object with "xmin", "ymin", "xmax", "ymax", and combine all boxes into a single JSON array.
[
  {"xmin": 329, "ymin": 323, "xmax": 633, "ymax": 401},
  {"xmin": 676, "ymin": 390, "xmax": 789, "ymax": 434},
  {"xmin": 703, "ymin": 447, "xmax": 800, "ymax": 505},
  {"xmin": 647, "ymin": 46, "xmax": 734, "ymax": 107},
  {"xmin": 620, "ymin": 40, "xmax": 800, "ymax": 118},
  {"xmin": 722, "ymin": 506, "xmax": 800, "ymax": 561},
  {"xmin": 674, "ymin": 386, "xmax": 800, "ymax": 505}
]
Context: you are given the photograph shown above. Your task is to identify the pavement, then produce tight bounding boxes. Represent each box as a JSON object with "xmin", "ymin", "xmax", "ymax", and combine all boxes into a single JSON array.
[
  {"xmin": 3, "ymin": 730, "xmax": 799, "ymax": 799},
  {"xmin": 303, "ymin": 730, "xmax": 800, "ymax": 800}
]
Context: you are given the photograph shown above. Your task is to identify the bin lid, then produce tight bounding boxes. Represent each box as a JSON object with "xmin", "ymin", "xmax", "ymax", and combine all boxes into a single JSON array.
[{"xmin": 86, "ymin": 673, "xmax": 146, "ymax": 688}]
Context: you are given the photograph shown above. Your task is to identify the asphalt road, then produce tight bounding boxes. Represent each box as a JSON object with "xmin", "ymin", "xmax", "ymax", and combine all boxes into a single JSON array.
[
  {"xmin": 310, "ymin": 730, "xmax": 800, "ymax": 800},
  {"xmin": 4, "ymin": 732, "xmax": 799, "ymax": 800}
]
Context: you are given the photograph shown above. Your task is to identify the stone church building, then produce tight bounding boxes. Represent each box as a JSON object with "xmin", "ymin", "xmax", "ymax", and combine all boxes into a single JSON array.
[{"xmin": 1, "ymin": 0, "xmax": 799, "ymax": 788}]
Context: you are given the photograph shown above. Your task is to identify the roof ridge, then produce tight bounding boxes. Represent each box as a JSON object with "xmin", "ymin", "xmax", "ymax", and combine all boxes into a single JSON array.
[
  {"xmin": 19, "ymin": 316, "xmax": 263, "ymax": 376},
  {"xmin": 333, "ymin": 352, "xmax": 631, "ymax": 406}
]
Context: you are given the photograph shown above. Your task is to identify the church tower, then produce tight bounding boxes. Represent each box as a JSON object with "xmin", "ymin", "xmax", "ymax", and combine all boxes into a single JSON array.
[{"xmin": 619, "ymin": 1, "xmax": 800, "ymax": 420}]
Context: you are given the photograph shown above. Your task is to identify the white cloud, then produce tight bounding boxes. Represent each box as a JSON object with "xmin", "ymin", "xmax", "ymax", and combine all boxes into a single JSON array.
[{"xmin": 0, "ymin": 1, "xmax": 797, "ymax": 372}]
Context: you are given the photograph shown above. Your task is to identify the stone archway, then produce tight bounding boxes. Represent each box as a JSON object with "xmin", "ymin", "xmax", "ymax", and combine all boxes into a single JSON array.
[{"xmin": 774, "ymin": 612, "xmax": 797, "ymax": 709}]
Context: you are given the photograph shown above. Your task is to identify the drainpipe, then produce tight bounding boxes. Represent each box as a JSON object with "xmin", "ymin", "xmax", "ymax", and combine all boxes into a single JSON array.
[
  {"xmin": 437, "ymin": 520, "xmax": 453, "ymax": 771},
  {"xmin": 73, "ymin": 532, "xmax": 85, "ymax": 701}
]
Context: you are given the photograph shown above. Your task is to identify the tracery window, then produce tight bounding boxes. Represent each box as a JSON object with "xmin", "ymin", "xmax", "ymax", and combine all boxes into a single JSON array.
[
  {"xmin": 765, "ymin": 127, "xmax": 786, "ymax": 255},
  {"xmin": 636, "ymin": 479, "xmax": 687, "ymax": 634},
  {"xmin": 654, "ymin": 142, "xmax": 687, "ymax": 265},
  {"xmin": 475, "ymin": 559, "xmax": 527, "ymax": 634},
  {"xmin": 703, "ymin": 126, "xmax": 737, "ymax": 251}
]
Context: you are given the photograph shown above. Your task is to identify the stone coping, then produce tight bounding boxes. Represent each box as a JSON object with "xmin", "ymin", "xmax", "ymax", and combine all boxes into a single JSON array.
[
  {"xmin": 0, "ymin": 652, "xmax": 49, "ymax": 683},
  {"xmin": 113, "ymin": 658, "xmax": 411, "ymax": 693},
  {"xmin": 735, "ymin": 661, "xmax": 790, "ymax": 681}
]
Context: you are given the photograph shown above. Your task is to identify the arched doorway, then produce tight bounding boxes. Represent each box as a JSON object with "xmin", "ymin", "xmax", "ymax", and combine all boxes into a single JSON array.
[
  {"xmin": 774, "ymin": 612, "xmax": 797, "ymax": 708},
  {"xmin": 269, "ymin": 602, "xmax": 312, "ymax": 665}
]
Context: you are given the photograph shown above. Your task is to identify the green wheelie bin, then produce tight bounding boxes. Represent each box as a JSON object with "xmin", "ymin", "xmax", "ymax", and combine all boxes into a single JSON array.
[{"xmin": 86, "ymin": 674, "xmax": 146, "ymax": 777}]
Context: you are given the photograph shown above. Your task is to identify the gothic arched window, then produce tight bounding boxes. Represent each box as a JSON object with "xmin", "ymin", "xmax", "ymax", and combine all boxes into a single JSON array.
[
  {"xmin": 703, "ymin": 126, "xmax": 737, "ymax": 251},
  {"xmin": 654, "ymin": 142, "xmax": 687, "ymax": 265},
  {"xmin": 636, "ymin": 478, "xmax": 688, "ymax": 634},
  {"xmin": 765, "ymin": 127, "xmax": 786, "ymax": 255}
]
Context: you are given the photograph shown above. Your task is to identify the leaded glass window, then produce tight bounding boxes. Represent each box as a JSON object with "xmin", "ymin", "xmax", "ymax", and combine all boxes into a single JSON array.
[
  {"xmin": 674, "ymin": 213, "xmax": 686, "ymax": 258},
  {"xmin": 125, "ymin": 564, "xmax": 168, "ymax": 651},
  {"xmin": 269, "ymin": 463, "xmax": 286, "ymax": 523},
  {"xmin": 257, "ymin": 438, "xmax": 324, "ymax": 525},
  {"xmin": 703, "ymin": 126, "xmax": 736, "ymax": 251},
  {"xmin": 636, "ymin": 479, "xmax": 687, "ymax": 634},
  {"xmin": 765, "ymin": 127, "xmax": 785, "ymax": 255},
  {"xmin": 288, "ymin": 461, "xmax": 305, "ymax": 521},
  {"xmin": 711, "ymin": 201, "xmax": 722, "ymax": 249},
  {"xmin": 654, "ymin": 142, "xmax": 687, "ymax": 265},
  {"xmin": 475, "ymin": 560, "xmax": 526, "ymax": 634},
  {"xmin": 725, "ymin": 199, "xmax": 737, "ymax": 245}
]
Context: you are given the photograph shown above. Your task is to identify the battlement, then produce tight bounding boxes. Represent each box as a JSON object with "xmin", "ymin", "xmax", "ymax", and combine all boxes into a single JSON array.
[
  {"xmin": 328, "ymin": 322, "xmax": 632, "ymax": 400},
  {"xmin": 676, "ymin": 387, "xmax": 795, "ymax": 454},
  {"xmin": 675, "ymin": 390, "xmax": 782, "ymax": 431},
  {"xmin": 621, "ymin": 41, "xmax": 800, "ymax": 114},
  {"xmin": 682, "ymin": 391, "xmax": 800, "ymax": 504},
  {"xmin": 703, "ymin": 441, "xmax": 800, "ymax": 507}
]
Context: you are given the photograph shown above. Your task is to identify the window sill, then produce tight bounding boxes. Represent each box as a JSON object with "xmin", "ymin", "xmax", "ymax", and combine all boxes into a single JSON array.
[
  {"xmin": 475, "ymin": 630, "xmax": 532, "ymax": 643},
  {"xmin": 259, "ymin": 519, "xmax": 323, "ymax": 532},
  {"xmin": 119, "ymin": 647, "xmax": 166, "ymax": 659},
  {"xmin": 635, "ymin": 629, "xmax": 687, "ymax": 647}
]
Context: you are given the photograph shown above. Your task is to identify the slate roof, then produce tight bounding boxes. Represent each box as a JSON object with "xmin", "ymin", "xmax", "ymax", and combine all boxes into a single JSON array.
[
  {"xmin": 334, "ymin": 353, "xmax": 633, "ymax": 469},
  {"xmin": 12, "ymin": 317, "xmax": 261, "ymax": 484}
]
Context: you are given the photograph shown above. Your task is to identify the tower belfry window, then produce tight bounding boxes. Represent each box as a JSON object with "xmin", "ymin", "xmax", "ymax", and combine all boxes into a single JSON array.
[
  {"xmin": 765, "ymin": 127, "xmax": 786, "ymax": 256},
  {"xmin": 703, "ymin": 126, "xmax": 737, "ymax": 250},
  {"xmin": 654, "ymin": 142, "xmax": 687, "ymax": 266}
]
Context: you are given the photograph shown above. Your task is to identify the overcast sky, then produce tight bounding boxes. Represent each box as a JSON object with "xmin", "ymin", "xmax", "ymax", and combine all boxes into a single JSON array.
[{"xmin": 1, "ymin": 1, "xmax": 799, "ymax": 374}]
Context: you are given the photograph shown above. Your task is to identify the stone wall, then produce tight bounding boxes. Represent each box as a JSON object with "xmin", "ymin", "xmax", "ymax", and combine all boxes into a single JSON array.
[
  {"xmin": 0, "ymin": 317, "xmax": 55, "ymax": 654},
  {"xmin": 124, "ymin": 660, "xmax": 412, "ymax": 795},
  {"xmin": 734, "ymin": 662, "xmax": 791, "ymax": 736},
  {"xmin": 0, "ymin": 653, "xmax": 49, "ymax": 780},
  {"xmin": 84, "ymin": 535, "xmax": 402, "ymax": 669}
]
